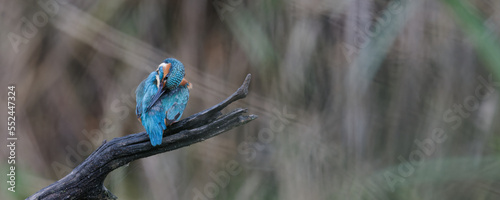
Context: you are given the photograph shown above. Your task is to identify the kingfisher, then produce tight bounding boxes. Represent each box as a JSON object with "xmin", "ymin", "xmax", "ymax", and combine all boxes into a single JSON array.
[{"xmin": 135, "ymin": 58, "xmax": 192, "ymax": 146}]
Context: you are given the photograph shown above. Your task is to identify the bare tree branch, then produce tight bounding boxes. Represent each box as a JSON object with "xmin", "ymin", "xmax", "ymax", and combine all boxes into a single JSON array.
[{"xmin": 28, "ymin": 74, "xmax": 257, "ymax": 200}]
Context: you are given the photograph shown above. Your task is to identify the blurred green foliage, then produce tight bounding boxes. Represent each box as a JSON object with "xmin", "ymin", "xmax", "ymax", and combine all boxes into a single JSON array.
[{"xmin": 2, "ymin": 0, "xmax": 500, "ymax": 199}]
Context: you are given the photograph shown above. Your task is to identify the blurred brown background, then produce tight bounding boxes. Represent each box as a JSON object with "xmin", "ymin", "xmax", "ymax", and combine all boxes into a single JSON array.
[{"xmin": 2, "ymin": 0, "xmax": 500, "ymax": 199}]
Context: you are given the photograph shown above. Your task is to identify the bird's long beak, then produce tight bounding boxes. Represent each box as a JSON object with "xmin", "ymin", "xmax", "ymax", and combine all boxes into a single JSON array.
[
  {"xmin": 146, "ymin": 83, "xmax": 166, "ymax": 112},
  {"xmin": 145, "ymin": 63, "xmax": 171, "ymax": 112}
]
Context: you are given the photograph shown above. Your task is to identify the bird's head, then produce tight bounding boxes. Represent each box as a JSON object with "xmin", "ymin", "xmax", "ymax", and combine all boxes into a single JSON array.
[
  {"xmin": 162, "ymin": 58, "xmax": 185, "ymax": 90},
  {"xmin": 146, "ymin": 58, "xmax": 185, "ymax": 112}
]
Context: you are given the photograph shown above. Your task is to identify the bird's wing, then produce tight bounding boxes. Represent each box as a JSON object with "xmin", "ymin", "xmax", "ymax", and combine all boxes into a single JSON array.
[
  {"xmin": 163, "ymin": 86, "xmax": 190, "ymax": 125},
  {"xmin": 135, "ymin": 78, "xmax": 148, "ymax": 118}
]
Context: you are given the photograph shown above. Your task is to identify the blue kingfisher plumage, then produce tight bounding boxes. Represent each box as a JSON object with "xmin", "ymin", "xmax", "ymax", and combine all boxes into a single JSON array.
[{"xmin": 135, "ymin": 58, "xmax": 192, "ymax": 146}]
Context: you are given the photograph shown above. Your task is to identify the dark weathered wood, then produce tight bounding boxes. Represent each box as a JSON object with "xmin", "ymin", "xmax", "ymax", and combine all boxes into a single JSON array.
[{"xmin": 28, "ymin": 74, "xmax": 256, "ymax": 200}]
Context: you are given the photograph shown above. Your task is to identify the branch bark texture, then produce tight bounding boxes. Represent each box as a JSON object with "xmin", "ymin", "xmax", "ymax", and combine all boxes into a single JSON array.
[{"xmin": 28, "ymin": 74, "xmax": 256, "ymax": 200}]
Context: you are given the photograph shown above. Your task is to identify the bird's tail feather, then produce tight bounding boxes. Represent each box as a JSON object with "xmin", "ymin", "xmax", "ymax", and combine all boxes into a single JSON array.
[{"xmin": 143, "ymin": 119, "xmax": 165, "ymax": 146}]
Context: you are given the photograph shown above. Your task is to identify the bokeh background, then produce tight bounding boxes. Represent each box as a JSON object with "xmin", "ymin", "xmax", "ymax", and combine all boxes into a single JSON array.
[{"xmin": 2, "ymin": 0, "xmax": 500, "ymax": 199}]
